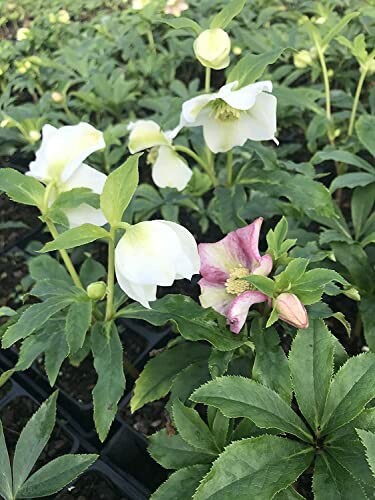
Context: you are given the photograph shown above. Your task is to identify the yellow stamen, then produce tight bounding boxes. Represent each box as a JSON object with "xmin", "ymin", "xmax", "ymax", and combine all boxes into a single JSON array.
[{"xmin": 225, "ymin": 265, "xmax": 252, "ymax": 295}]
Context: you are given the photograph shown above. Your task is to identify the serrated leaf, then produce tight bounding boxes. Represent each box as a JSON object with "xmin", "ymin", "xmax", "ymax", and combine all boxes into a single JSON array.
[
  {"xmin": 91, "ymin": 322, "xmax": 125, "ymax": 442},
  {"xmin": 356, "ymin": 114, "xmax": 375, "ymax": 157},
  {"xmin": 17, "ymin": 454, "xmax": 98, "ymax": 498},
  {"xmin": 313, "ymin": 452, "xmax": 367, "ymax": 499},
  {"xmin": 321, "ymin": 353, "xmax": 375, "ymax": 436},
  {"xmin": 44, "ymin": 325, "xmax": 69, "ymax": 386},
  {"xmin": 41, "ymin": 224, "xmax": 109, "ymax": 252},
  {"xmin": 119, "ymin": 295, "xmax": 246, "ymax": 352},
  {"xmin": 65, "ymin": 301, "xmax": 92, "ymax": 354},
  {"xmin": 173, "ymin": 399, "xmax": 218, "ymax": 454},
  {"xmin": 208, "ymin": 350, "xmax": 233, "ymax": 379},
  {"xmin": 191, "ymin": 376, "xmax": 313, "ymax": 443},
  {"xmin": 12, "ymin": 392, "xmax": 58, "ymax": 495},
  {"xmin": 289, "ymin": 320, "xmax": 334, "ymax": 432},
  {"xmin": 252, "ymin": 321, "xmax": 292, "ymax": 403},
  {"xmin": 131, "ymin": 342, "xmax": 209, "ymax": 412},
  {"xmin": 0, "ymin": 168, "xmax": 45, "ymax": 207},
  {"xmin": 100, "ymin": 154, "xmax": 140, "ymax": 225},
  {"xmin": 194, "ymin": 435, "xmax": 313, "ymax": 500},
  {"xmin": 152, "ymin": 464, "xmax": 210, "ymax": 500},
  {"xmin": 357, "ymin": 429, "xmax": 375, "ymax": 477},
  {"xmin": 149, "ymin": 430, "xmax": 215, "ymax": 470},
  {"xmin": 29, "ymin": 255, "xmax": 71, "ymax": 284},
  {"xmin": 243, "ymin": 275, "xmax": 275, "ymax": 296},
  {"xmin": 0, "ymin": 421, "xmax": 12, "ymax": 500}
]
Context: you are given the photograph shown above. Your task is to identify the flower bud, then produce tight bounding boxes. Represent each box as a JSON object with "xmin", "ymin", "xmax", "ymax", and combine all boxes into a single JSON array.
[
  {"xmin": 87, "ymin": 281, "xmax": 107, "ymax": 300},
  {"xmin": 275, "ymin": 293, "xmax": 309, "ymax": 329},
  {"xmin": 293, "ymin": 50, "xmax": 312, "ymax": 69},
  {"xmin": 132, "ymin": 0, "xmax": 151, "ymax": 9},
  {"xmin": 193, "ymin": 29, "xmax": 231, "ymax": 70},
  {"xmin": 51, "ymin": 91, "xmax": 64, "ymax": 103},
  {"xmin": 57, "ymin": 9, "xmax": 70, "ymax": 24},
  {"xmin": 29, "ymin": 130, "xmax": 41, "ymax": 142},
  {"xmin": 16, "ymin": 27, "xmax": 31, "ymax": 41}
]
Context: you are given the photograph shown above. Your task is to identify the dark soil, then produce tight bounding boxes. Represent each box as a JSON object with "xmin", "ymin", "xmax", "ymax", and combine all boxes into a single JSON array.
[
  {"xmin": 55, "ymin": 472, "xmax": 129, "ymax": 500},
  {"xmin": 0, "ymin": 396, "xmax": 74, "ymax": 469},
  {"xmin": 120, "ymin": 398, "xmax": 169, "ymax": 436},
  {"xmin": 0, "ymin": 378, "xmax": 12, "ymax": 401},
  {"xmin": 0, "ymin": 195, "xmax": 40, "ymax": 253},
  {"xmin": 0, "ymin": 251, "xmax": 28, "ymax": 309}
]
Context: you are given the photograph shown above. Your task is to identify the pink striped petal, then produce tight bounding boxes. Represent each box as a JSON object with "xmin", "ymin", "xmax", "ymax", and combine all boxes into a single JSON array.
[
  {"xmin": 233, "ymin": 217, "xmax": 264, "ymax": 271},
  {"xmin": 227, "ymin": 291, "xmax": 268, "ymax": 334},
  {"xmin": 198, "ymin": 278, "xmax": 232, "ymax": 315},
  {"xmin": 252, "ymin": 254, "xmax": 273, "ymax": 277}
]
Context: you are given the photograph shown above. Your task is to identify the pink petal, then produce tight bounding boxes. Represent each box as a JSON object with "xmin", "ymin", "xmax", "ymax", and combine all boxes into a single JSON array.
[
  {"xmin": 252, "ymin": 254, "xmax": 273, "ymax": 277},
  {"xmin": 198, "ymin": 278, "xmax": 232, "ymax": 315},
  {"xmin": 234, "ymin": 217, "xmax": 264, "ymax": 271},
  {"xmin": 227, "ymin": 291, "xmax": 268, "ymax": 334}
]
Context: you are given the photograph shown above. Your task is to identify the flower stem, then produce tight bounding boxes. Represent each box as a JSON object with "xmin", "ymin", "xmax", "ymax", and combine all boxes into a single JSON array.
[
  {"xmin": 105, "ymin": 227, "xmax": 116, "ymax": 322},
  {"xmin": 174, "ymin": 145, "xmax": 218, "ymax": 187},
  {"xmin": 205, "ymin": 67, "xmax": 211, "ymax": 92},
  {"xmin": 146, "ymin": 28, "xmax": 156, "ymax": 54},
  {"xmin": 226, "ymin": 150, "xmax": 233, "ymax": 186},
  {"xmin": 204, "ymin": 67, "xmax": 216, "ymax": 185},
  {"xmin": 315, "ymin": 41, "xmax": 335, "ymax": 144},
  {"xmin": 45, "ymin": 220, "xmax": 83, "ymax": 289},
  {"xmin": 348, "ymin": 66, "xmax": 368, "ymax": 137}
]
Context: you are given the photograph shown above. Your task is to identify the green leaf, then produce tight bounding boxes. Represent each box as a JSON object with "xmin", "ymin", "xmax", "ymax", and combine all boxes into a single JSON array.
[
  {"xmin": 330, "ymin": 173, "xmax": 375, "ymax": 192},
  {"xmin": 16, "ymin": 454, "xmax": 98, "ymax": 498},
  {"xmin": 210, "ymin": 0, "xmax": 246, "ymax": 29},
  {"xmin": 173, "ymin": 399, "xmax": 218, "ymax": 454},
  {"xmin": 65, "ymin": 301, "xmax": 92, "ymax": 354},
  {"xmin": 356, "ymin": 114, "xmax": 375, "ymax": 156},
  {"xmin": 357, "ymin": 429, "xmax": 375, "ymax": 477},
  {"xmin": 29, "ymin": 255, "xmax": 71, "ymax": 284},
  {"xmin": 321, "ymin": 353, "xmax": 375, "ymax": 436},
  {"xmin": 360, "ymin": 295, "xmax": 375, "ymax": 351},
  {"xmin": 312, "ymin": 150, "xmax": 374, "ymax": 175},
  {"xmin": 289, "ymin": 320, "xmax": 334, "ymax": 432},
  {"xmin": 2, "ymin": 296, "xmax": 72, "ymax": 348},
  {"xmin": 49, "ymin": 188, "xmax": 100, "ymax": 210},
  {"xmin": 91, "ymin": 322, "xmax": 126, "ymax": 442},
  {"xmin": 243, "ymin": 275, "xmax": 275, "ymax": 296},
  {"xmin": 251, "ymin": 321, "xmax": 292, "ymax": 403},
  {"xmin": 0, "ymin": 421, "xmax": 12, "ymax": 500},
  {"xmin": 209, "ymin": 185, "xmax": 247, "ymax": 234},
  {"xmin": 163, "ymin": 17, "xmax": 201, "ymax": 35},
  {"xmin": 313, "ymin": 453, "xmax": 367, "ymax": 499},
  {"xmin": 131, "ymin": 342, "xmax": 209, "ymax": 412},
  {"xmin": 352, "ymin": 185, "xmax": 375, "ymax": 240},
  {"xmin": 12, "ymin": 392, "xmax": 58, "ymax": 495},
  {"xmin": 0, "ymin": 168, "xmax": 45, "ymax": 207},
  {"xmin": 274, "ymin": 486, "xmax": 305, "ymax": 499},
  {"xmin": 169, "ymin": 361, "xmax": 210, "ymax": 408},
  {"xmin": 208, "ymin": 350, "xmax": 233, "ymax": 379},
  {"xmin": 41, "ymin": 224, "xmax": 109, "ymax": 252},
  {"xmin": 321, "ymin": 11, "xmax": 360, "ymax": 48},
  {"xmin": 100, "ymin": 154, "xmax": 140, "ymax": 225},
  {"xmin": 152, "ymin": 464, "xmax": 210, "ymax": 500},
  {"xmin": 194, "ymin": 435, "xmax": 313, "ymax": 500},
  {"xmin": 44, "ymin": 325, "xmax": 69, "ymax": 386},
  {"xmin": 275, "ymin": 258, "xmax": 309, "ymax": 291},
  {"xmin": 332, "ymin": 242, "xmax": 374, "ymax": 293},
  {"xmin": 191, "ymin": 376, "xmax": 313, "ymax": 443},
  {"xmin": 149, "ymin": 430, "xmax": 215, "ymax": 469},
  {"xmin": 0, "ymin": 306, "xmax": 16, "ymax": 318},
  {"xmin": 79, "ymin": 258, "xmax": 106, "ymax": 288},
  {"xmin": 119, "ymin": 295, "xmax": 246, "ymax": 352},
  {"xmin": 227, "ymin": 48, "xmax": 287, "ymax": 87}
]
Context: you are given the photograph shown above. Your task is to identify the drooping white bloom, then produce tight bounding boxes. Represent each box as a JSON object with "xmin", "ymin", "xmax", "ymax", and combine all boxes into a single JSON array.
[
  {"xmin": 115, "ymin": 220, "xmax": 200, "ymax": 308},
  {"xmin": 193, "ymin": 29, "xmax": 231, "ymax": 70},
  {"xmin": 132, "ymin": 0, "xmax": 151, "ymax": 9},
  {"xmin": 164, "ymin": 0, "xmax": 189, "ymax": 17},
  {"xmin": 128, "ymin": 120, "xmax": 192, "ymax": 191},
  {"xmin": 27, "ymin": 122, "xmax": 107, "ymax": 228},
  {"xmin": 180, "ymin": 80, "xmax": 278, "ymax": 153}
]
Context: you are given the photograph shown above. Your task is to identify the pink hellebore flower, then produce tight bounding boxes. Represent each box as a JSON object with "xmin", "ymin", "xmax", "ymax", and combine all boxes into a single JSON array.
[
  {"xmin": 275, "ymin": 293, "xmax": 309, "ymax": 329},
  {"xmin": 198, "ymin": 218, "xmax": 272, "ymax": 334}
]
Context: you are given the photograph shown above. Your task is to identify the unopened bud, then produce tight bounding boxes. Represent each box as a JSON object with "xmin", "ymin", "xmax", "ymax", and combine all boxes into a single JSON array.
[
  {"xmin": 51, "ymin": 91, "xmax": 64, "ymax": 103},
  {"xmin": 293, "ymin": 50, "xmax": 312, "ymax": 69},
  {"xmin": 16, "ymin": 27, "xmax": 31, "ymax": 41},
  {"xmin": 233, "ymin": 46, "xmax": 242, "ymax": 56},
  {"xmin": 87, "ymin": 281, "xmax": 107, "ymax": 300},
  {"xmin": 132, "ymin": 0, "xmax": 151, "ymax": 9},
  {"xmin": 29, "ymin": 130, "xmax": 41, "ymax": 142},
  {"xmin": 275, "ymin": 293, "xmax": 309, "ymax": 329},
  {"xmin": 193, "ymin": 29, "xmax": 231, "ymax": 70},
  {"xmin": 57, "ymin": 9, "xmax": 70, "ymax": 24}
]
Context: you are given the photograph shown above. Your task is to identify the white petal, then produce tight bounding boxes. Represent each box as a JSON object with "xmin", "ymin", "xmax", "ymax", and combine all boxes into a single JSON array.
[
  {"xmin": 152, "ymin": 146, "xmax": 192, "ymax": 191},
  {"xmin": 221, "ymin": 81, "xmax": 273, "ymax": 111},
  {"xmin": 242, "ymin": 92, "xmax": 277, "ymax": 141},
  {"xmin": 115, "ymin": 221, "xmax": 181, "ymax": 286},
  {"xmin": 63, "ymin": 163, "xmax": 107, "ymax": 193},
  {"xmin": 202, "ymin": 115, "xmax": 250, "ymax": 153},
  {"xmin": 181, "ymin": 94, "xmax": 213, "ymax": 126},
  {"xmin": 65, "ymin": 205, "xmax": 107, "ymax": 228},
  {"xmin": 128, "ymin": 120, "xmax": 169, "ymax": 153},
  {"xmin": 115, "ymin": 269, "xmax": 157, "ymax": 308},
  {"xmin": 158, "ymin": 220, "xmax": 200, "ymax": 279}
]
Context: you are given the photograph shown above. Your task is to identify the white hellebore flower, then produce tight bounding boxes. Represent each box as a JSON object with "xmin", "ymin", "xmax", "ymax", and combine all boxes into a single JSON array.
[
  {"xmin": 180, "ymin": 80, "xmax": 278, "ymax": 153},
  {"xmin": 193, "ymin": 29, "xmax": 231, "ymax": 70},
  {"xmin": 128, "ymin": 120, "xmax": 192, "ymax": 191},
  {"xmin": 115, "ymin": 220, "xmax": 200, "ymax": 308},
  {"xmin": 27, "ymin": 122, "xmax": 107, "ymax": 228}
]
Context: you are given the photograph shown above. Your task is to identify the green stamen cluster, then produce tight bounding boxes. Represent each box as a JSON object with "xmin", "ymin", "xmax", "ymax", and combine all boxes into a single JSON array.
[{"xmin": 210, "ymin": 99, "xmax": 241, "ymax": 122}]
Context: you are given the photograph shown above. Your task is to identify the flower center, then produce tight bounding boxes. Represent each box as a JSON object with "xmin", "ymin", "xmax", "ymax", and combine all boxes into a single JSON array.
[
  {"xmin": 225, "ymin": 265, "xmax": 252, "ymax": 296},
  {"xmin": 210, "ymin": 99, "xmax": 241, "ymax": 122}
]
